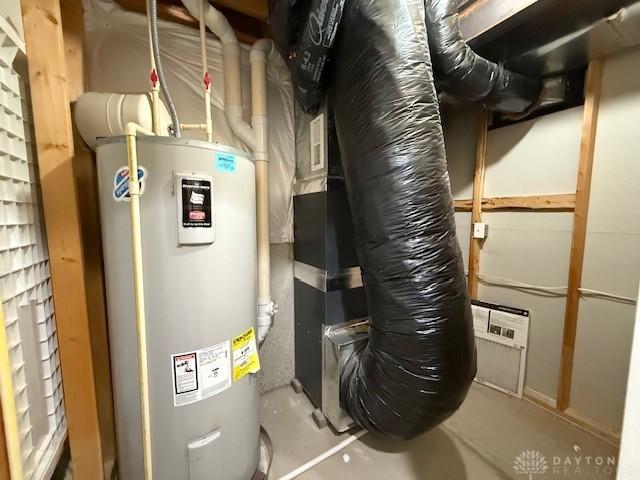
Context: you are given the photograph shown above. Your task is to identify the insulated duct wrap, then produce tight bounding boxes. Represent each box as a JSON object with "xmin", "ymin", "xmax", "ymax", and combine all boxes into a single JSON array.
[
  {"xmin": 269, "ymin": 0, "xmax": 346, "ymax": 113},
  {"xmin": 425, "ymin": 0, "xmax": 542, "ymax": 113},
  {"xmin": 271, "ymin": 0, "xmax": 477, "ymax": 439}
]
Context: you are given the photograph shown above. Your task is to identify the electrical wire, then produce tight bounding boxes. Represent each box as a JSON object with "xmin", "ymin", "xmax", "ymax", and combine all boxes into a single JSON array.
[
  {"xmin": 149, "ymin": 0, "xmax": 181, "ymax": 136},
  {"xmin": 468, "ymin": 272, "xmax": 637, "ymax": 305}
]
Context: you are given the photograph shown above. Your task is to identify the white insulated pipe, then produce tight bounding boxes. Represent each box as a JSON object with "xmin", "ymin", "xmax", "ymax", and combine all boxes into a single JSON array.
[
  {"xmin": 277, "ymin": 430, "xmax": 368, "ymax": 480},
  {"xmin": 250, "ymin": 39, "xmax": 275, "ymax": 343},
  {"xmin": 145, "ymin": 0, "xmax": 161, "ymax": 135},
  {"xmin": 181, "ymin": 0, "xmax": 276, "ymax": 343},
  {"xmin": 182, "ymin": 0, "xmax": 255, "ymax": 149},
  {"xmin": 126, "ymin": 122, "xmax": 156, "ymax": 480},
  {"xmin": 198, "ymin": 0, "xmax": 213, "ymax": 142}
]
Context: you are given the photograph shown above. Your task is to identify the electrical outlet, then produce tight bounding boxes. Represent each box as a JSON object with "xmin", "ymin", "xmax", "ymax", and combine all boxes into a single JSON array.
[{"xmin": 473, "ymin": 222, "xmax": 489, "ymax": 239}]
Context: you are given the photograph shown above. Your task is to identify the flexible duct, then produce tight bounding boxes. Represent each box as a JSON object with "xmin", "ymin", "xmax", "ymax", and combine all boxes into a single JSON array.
[
  {"xmin": 268, "ymin": 0, "xmax": 346, "ymax": 114},
  {"xmin": 271, "ymin": 0, "xmax": 477, "ymax": 439},
  {"xmin": 425, "ymin": 0, "xmax": 542, "ymax": 113},
  {"xmin": 149, "ymin": 0, "xmax": 181, "ymax": 136}
]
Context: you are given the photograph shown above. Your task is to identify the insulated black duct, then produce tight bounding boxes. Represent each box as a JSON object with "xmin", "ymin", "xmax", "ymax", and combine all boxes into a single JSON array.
[
  {"xmin": 268, "ymin": 0, "xmax": 345, "ymax": 113},
  {"xmin": 271, "ymin": 0, "xmax": 477, "ymax": 439},
  {"xmin": 425, "ymin": 0, "xmax": 543, "ymax": 113}
]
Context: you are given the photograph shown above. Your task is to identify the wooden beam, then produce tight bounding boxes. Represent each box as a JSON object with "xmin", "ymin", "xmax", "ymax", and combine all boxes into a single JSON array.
[
  {"xmin": 60, "ymin": 0, "xmax": 117, "ymax": 477},
  {"xmin": 483, "ymin": 193, "xmax": 576, "ymax": 211},
  {"xmin": 113, "ymin": 0, "xmax": 264, "ymax": 45},
  {"xmin": 22, "ymin": 0, "xmax": 106, "ymax": 478},
  {"xmin": 213, "ymin": 0, "xmax": 267, "ymax": 21},
  {"xmin": 454, "ymin": 193, "xmax": 576, "ymax": 212},
  {"xmin": 454, "ymin": 199, "xmax": 473, "ymax": 211},
  {"xmin": 557, "ymin": 60, "xmax": 603, "ymax": 411},
  {"xmin": 459, "ymin": 0, "xmax": 539, "ymax": 40},
  {"xmin": 467, "ymin": 109, "xmax": 488, "ymax": 298},
  {"xmin": 0, "ymin": 395, "xmax": 10, "ymax": 480}
]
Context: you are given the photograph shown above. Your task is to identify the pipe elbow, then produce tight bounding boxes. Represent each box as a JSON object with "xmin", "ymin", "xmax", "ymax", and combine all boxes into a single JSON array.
[
  {"xmin": 257, "ymin": 298, "xmax": 276, "ymax": 344},
  {"xmin": 250, "ymin": 39, "xmax": 275, "ymax": 63},
  {"xmin": 226, "ymin": 105, "xmax": 256, "ymax": 150},
  {"xmin": 181, "ymin": 0, "xmax": 238, "ymax": 48}
]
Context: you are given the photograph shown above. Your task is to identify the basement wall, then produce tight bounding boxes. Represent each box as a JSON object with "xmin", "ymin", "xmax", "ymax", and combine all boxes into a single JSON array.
[{"xmin": 443, "ymin": 46, "xmax": 640, "ymax": 435}]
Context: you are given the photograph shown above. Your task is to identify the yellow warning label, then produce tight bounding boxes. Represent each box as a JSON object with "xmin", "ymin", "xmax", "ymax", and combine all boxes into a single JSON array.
[{"xmin": 232, "ymin": 327, "xmax": 261, "ymax": 381}]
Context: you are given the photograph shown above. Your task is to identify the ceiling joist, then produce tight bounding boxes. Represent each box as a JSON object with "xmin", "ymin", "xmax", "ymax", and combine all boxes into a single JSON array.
[{"xmin": 113, "ymin": 0, "xmax": 269, "ymax": 45}]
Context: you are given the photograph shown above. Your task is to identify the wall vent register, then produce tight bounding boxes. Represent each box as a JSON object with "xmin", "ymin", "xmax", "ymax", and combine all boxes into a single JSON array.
[{"xmin": 472, "ymin": 300, "xmax": 530, "ymax": 398}]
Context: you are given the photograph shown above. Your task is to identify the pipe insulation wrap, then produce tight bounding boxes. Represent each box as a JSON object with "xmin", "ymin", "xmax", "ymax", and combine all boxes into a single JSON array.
[
  {"xmin": 271, "ymin": 0, "xmax": 477, "ymax": 439},
  {"xmin": 425, "ymin": 0, "xmax": 542, "ymax": 113},
  {"xmin": 149, "ymin": 0, "xmax": 181, "ymax": 136}
]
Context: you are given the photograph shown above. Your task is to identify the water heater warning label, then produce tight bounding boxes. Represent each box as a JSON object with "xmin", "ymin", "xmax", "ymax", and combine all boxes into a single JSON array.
[
  {"xmin": 232, "ymin": 327, "xmax": 260, "ymax": 382},
  {"xmin": 181, "ymin": 178, "xmax": 212, "ymax": 228},
  {"xmin": 171, "ymin": 341, "xmax": 231, "ymax": 407}
]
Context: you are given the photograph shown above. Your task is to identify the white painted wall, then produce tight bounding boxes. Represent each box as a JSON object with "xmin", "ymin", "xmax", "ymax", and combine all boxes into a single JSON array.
[
  {"xmin": 570, "ymin": 47, "xmax": 640, "ymax": 432},
  {"xmin": 443, "ymin": 46, "xmax": 640, "ymax": 434},
  {"xmin": 617, "ymin": 282, "xmax": 640, "ymax": 479}
]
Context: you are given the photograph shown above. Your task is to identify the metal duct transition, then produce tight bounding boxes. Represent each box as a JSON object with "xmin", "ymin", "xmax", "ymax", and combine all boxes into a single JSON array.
[
  {"xmin": 425, "ymin": 0, "xmax": 543, "ymax": 113},
  {"xmin": 271, "ymin": 0, "xmax": 477, "ymax": 439}
]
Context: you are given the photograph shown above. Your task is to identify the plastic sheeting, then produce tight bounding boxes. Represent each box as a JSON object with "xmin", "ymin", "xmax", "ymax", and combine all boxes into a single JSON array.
[
  {"xmin": 425, "ymin": 0, "xmax": 542, "ymax": 113},
  {"xmin": 272, "ymin": 0, "xmax": 477, "ymax": 439},
  {"xmin": 83, "ymin": 0, "xmax": 295, "ymax": 243}
]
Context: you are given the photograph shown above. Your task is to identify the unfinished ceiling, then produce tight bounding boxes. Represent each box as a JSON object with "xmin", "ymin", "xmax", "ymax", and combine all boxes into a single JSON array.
[{"xmin": 113, "ymin": 0, "xmax": 269, "ymax": 44}]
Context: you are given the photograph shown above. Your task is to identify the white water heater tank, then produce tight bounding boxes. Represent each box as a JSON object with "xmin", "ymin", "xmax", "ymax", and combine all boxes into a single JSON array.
[{"xmin": 96, "ymin": 136, "xmax": 260, "ymax": 480}]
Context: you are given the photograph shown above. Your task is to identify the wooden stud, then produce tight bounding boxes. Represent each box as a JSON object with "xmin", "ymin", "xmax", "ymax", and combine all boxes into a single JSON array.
[
  {"xmin": 557, "ymin": 60, "xmax": 603, "ymax": 411},
  {"xmin": 0, "ymin": 406, "xmax": 8, "ymax": 479},
  {"xmin": 454, "ymin": 193, "xmax": 576, "ymax": 212},
  {"xmin": 467, "ymin": 108, "xmax": 488, "ymax": 298},
  {"xmin": 22, "ymin": 0, "xmax": 106, "ymax": 478},
  {"xmin": 59, "ymin": 0, "xmax": 117, "ymax": 476}
]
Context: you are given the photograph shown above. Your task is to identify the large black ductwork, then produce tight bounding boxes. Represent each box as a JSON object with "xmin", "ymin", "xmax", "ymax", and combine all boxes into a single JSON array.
[
  {"xmin": 269, "ymin": 0, "xmax": 346, "ymax": 114},
  {"xmin": 272, "ymin": 0, "xmax": 477, "ymax": 439},
  {"xmin": 425, "ymin": 0, "xmax": 542, "ymax": 113}
]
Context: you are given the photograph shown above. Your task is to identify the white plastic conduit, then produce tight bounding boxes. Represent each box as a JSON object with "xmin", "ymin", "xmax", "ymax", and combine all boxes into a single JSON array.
[
  {"xmin": 181, "ymin": 0, "xmax": 276, "ymax": 343},
  {"xmin": 277, "ymin": 430, "xmax": 368, "ymax": 480},
  {"xmin": 126, "ymin": 122, "xmax": 156, "ymax": 480}
]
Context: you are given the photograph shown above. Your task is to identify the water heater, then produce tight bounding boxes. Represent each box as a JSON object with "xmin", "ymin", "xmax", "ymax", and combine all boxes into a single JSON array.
[{"xmin": 96, "ymin": 136, "xmax": 260, "ymax": 479}]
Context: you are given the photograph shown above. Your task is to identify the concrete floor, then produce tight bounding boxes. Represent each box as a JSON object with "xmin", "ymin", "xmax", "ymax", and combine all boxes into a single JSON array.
[{"xmin": 261, "ymin": 383, "xmax": 619, "ymax": 479}]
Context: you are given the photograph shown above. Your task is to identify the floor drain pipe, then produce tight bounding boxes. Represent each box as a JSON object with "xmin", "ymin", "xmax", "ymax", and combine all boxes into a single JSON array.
[{"xmin": 276, "ymin": 430, "xmax": 367, "ymax": 480}]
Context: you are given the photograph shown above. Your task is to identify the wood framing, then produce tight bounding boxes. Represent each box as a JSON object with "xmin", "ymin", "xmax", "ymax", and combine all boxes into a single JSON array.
[
  {"xmin": 114, "ymin": 0, "xmax": 266, "ymax": 45},
  {"xmin": 0, "ymin": 405, "xmax": 9, "ymax": 479},
  {"xmin": 557, "ymin": 60, "xmax": 604, "ymax": 410},
  {"xmin": 467, "ymin": 108, "xmax": 488, "ymax": 298},
  {"xmin": 524, "ymin": 388, "xmax": 620, "ymax": 445},
  {"xmin": 213, "ymin": 0, "xmax": 267, "ymax": 21},
  {"xmin": 454, "ymin": 193, "xmax": 576, "ymax": 212},
  {"xmin": 59, "ymin": 0, "xmax": 117, "ymax": 476},
  {"xmin": 22, "ymin": 0, "xmax": 108, "ymax": 478}
]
